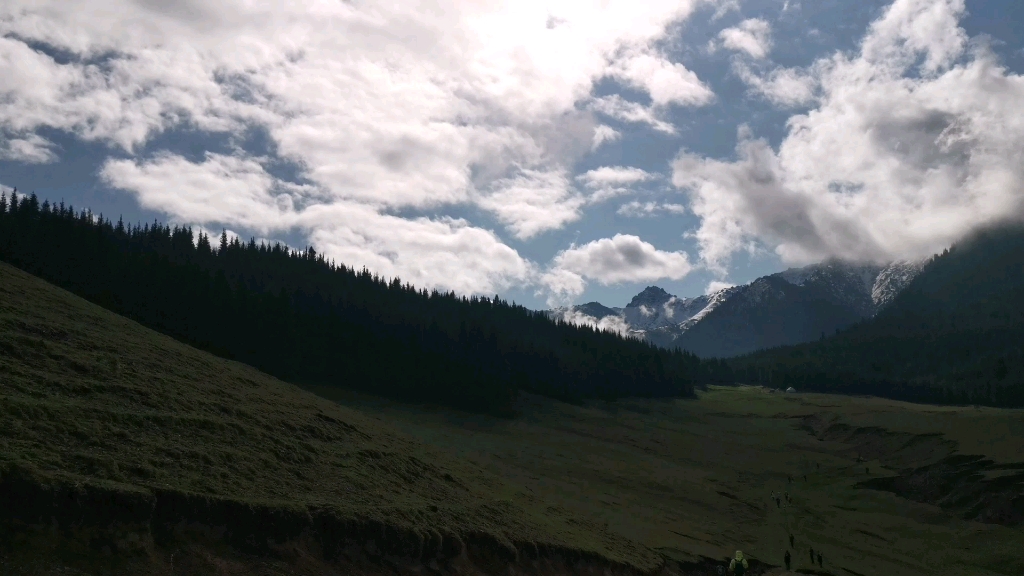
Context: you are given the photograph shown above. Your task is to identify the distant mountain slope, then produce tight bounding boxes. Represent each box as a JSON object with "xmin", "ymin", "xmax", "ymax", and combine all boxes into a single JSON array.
[
  {"xmin": 670, "ymin": 274, "xmax": 872, "ymax": 357},
  {"xmin": 732, "ymin": 224, "xmax": 1024, "ymax": 407},
  {"xmin": 548, "ymin": 259, "xmax": 924, "ymax": 358}
]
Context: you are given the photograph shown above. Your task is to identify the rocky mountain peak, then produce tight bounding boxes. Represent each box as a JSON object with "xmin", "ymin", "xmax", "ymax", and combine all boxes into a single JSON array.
[{"xmin": 627, "ymin": 286, "xmax": 672, "ymax": 309}]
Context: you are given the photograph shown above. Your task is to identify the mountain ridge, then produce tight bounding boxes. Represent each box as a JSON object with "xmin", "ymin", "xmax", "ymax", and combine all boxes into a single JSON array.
[{"xmin": 547, "ymin": 258, "xmax": 926, "ymax": 357}]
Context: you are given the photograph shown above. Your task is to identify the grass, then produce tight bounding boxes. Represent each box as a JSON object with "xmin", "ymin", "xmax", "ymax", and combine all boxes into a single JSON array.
[
  {"xmin": 0, "ymin": 261, "xmax": 652, "ymax": 574},
  {"xmin": 2, "ymin": 259, "xmax": 1023, "ymax": 575},
  {"xmin": 304, "ymin": 385, "xmax": 1024, "ymax": 576}
]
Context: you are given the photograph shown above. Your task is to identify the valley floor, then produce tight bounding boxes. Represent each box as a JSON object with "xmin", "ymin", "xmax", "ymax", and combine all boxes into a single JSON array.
[{"xmin": 306, "ymin": 385, "xmax": 1024, "ymax": 576}]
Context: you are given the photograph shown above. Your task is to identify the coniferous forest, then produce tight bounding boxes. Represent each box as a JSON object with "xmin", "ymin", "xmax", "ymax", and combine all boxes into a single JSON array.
[
  {"xmin": 730, "ymin": 224, "xmax": 1024, "ymax": 408},
  {"xmin": 0, "ymin": 191, "xmax": 733, "ymax": 414}
]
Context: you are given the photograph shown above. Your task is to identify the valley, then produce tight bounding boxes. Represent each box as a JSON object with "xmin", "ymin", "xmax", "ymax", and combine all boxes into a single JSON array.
[{"xmin": 2, "ymin": 261, "xmax": 1021, "ymax": 575}]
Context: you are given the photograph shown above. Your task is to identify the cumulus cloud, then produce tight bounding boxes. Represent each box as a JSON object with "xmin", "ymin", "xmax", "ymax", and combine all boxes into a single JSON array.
[
  {"xmin": 576, "ymin": 166, "xmax": 657, "ymax": 202},
  {"xmin": 542, "ymin": 234, "xmax": 693, "ymax": 304},
  {"xmin": 616, "ymin": 200, "xmax": 687, "ymax": 217},
  {"xmin": 0, "ymin": 0, "xmax": 715, "ymax": 295},
  {"xmin": 101, "ymin": 151, "xmax": 534, "ymax": 294},
  {"xmin": 733, "ymin": 62, "xmax": 819, "ymax": 107},
  {"xmin": 591, "ymin": 124, "xmax": 621, "ymax": 150},
  {"xmin": 717, "ymin": 19, "xmax": 773, "ymax": 59},
  {"xmin": 674, "ymin": 0, "xmax": 1024, "ymax": 272},
  {"xmin": 606, "ymin": 49, "xmax": 715, "ymax": 107}
]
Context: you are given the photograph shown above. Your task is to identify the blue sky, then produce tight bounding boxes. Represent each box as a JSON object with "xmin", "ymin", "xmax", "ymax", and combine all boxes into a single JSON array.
[{"xmin": 2, "ymin": 0, "xmax": 1023, "ymax": 311}]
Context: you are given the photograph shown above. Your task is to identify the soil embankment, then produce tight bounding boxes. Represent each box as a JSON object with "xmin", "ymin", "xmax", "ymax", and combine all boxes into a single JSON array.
[
  {"xmin": 0, "ymin": 462, "xmax": 782, "ymax": 576},
  {"xmin": 800, "ymin": 414, "xmax": 1024, "ymax": 526}
]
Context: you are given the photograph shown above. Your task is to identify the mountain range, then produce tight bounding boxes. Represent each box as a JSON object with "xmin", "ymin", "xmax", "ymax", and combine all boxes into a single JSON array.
[{"xmin": 547, "ymin": 259, "xmax": 926, "ymax": 358}]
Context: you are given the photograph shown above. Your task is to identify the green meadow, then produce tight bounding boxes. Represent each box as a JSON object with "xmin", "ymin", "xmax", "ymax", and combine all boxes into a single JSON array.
[{"xmin": 307, "ymin": 385, "xmax": 1024, "ymax": 576}]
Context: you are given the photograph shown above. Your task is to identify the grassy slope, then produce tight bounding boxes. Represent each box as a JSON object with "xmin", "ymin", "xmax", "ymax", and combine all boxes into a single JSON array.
[
  {"xmin": 309, "ymin": 385, "xmax": 1024, "ymax": 576},
  {"xmin": 0, "ymin": 261, "xmax": 653, "ymax": 573}
]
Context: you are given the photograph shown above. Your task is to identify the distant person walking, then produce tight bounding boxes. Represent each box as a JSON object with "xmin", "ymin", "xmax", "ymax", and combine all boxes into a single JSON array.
[
  {"xmin": 784, "ymin": 550, "xmax": 791, "ymax": 571},
  {"xmin": 809, "ymin": 547, "xmax": 815, "ymax": 564},
  {"xmin": 729, "ymin": 550, "xmax": 749, "ymax": 575},
  {"xmin": 817, "ymin": 552, "xmax": 823, "ymax": 567},
  {"xmin": 789, "ymin": 534, "xmax": 794, "ymax": 548}
]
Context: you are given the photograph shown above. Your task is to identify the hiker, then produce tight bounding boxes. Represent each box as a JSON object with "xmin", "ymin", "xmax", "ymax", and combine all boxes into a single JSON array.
[
  {"xmin": 729, "ymin": 550, "xmax": 749, "ymax": 575},
  {"xmin": 809, "ymin": 547, "xmax": 815, "ymax": 563},
  {"xmin": 788, "ymin": 475, "xmax": 792, "ymax": 483},
  {"xmin": 776, "ymin": 497, "xmax": 781, "ymax": 507},
  {"xmin": 817, "ymin": 552, "xmax": 822, "ymax": 567},
  {"xmin": 784, "ymin": 550, "xmax": 791, "ymax": 571},
  {"xmin": 789, "ymin": 534, "xmax": 794, "ymax": 548}
]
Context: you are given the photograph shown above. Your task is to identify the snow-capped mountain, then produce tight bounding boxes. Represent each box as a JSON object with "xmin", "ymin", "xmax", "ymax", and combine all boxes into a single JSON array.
[{"xmin": 546, "ymin": 258, "xmax": 925, "ymax": 357}]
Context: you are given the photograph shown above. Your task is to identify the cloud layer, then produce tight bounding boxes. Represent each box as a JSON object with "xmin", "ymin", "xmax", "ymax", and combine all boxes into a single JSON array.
[
  {"xmin": 678, "ymin": 0, "xmax": 1024, "ymax": 273},
  {"xmin": 0, "ymin": 0, "xmax": 715, "ymax": 296},
  {"xmin": 3, "ymin": 0, "xmax": 1022, "ymax": 306}
]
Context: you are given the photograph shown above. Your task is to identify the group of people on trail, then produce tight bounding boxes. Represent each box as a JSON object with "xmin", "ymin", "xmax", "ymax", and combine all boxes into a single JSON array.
[
  {"xmin": 769, "ymin": 490, "xmax": 791, "ymax": 508},
  {"xmin": 726, "ymin": 466, "xmax": 831, "ymax": 574},
  {"xmin": 809, "ymin": 547, "xmax": 822, "ymax": 567},
  {"xmin": 725, "ymin": 542, "xmax": 824, "ymax": 573},
  {"xmin": 727, "ymin": 545, "xmax": 822, "ymax": 574}
]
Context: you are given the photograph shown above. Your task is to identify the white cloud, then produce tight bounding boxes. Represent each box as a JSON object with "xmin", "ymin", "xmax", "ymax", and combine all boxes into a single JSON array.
[
  {"xmin": 542, "ymin": 234, "xmax": 693, "ymax": 304},
  {"xmin": 673, "ymin": 0, "xmax": 1024, "ymax": 273},
  {"xmin": 705, "ymin": 280, "xmax": 735, "ymax": 293},
  {"xmin": 606, "ymin": 49, "xmax": 715, "ymax": 107},
  {"xmin": 101, "ymin": 151, "xmax": 534, "ymax": 294},
  {"xmin": 477, "ymin": 168, "xmax": 584, "ymax": 239},
  {"xmin": 617, "ymin": 200, "xmax": 687, "ymax": 217},
  {"xmin": 591, "ymin": 124, "xmax": 621, "ymax": 150},
  {"xmin": 588, "ymin": 95, "xmax": 678, "ymax": 134},
  {"xmin": 711, "ymin": 0, "xmax": 741, "ymax": 21},
  {"xmin": 556, "ymin": 308, "xmax": 632, "ymax": 337},
  {"xmin": 718, "ymin": 19, "xmax": 773, "ymax": 59},
  {"xmin": 734, "ymin": 62, "xmax": 819, "ymax": 107},
  {"xmin": 861, "ymin": 0, "xmax": 967, "ymax": 73},
  {"xmin": 100, "ymin": 152, "xmax": 304, "ymax": 231},
  {"xmin": 576, "ymin": 166, "xmax": 657, "ymax": 202},
  {"xmin": 0, "ymin": 0, "xmax": 716, "ymax": 295},
  {"xmin": 0, "ymin": 133, "xmax": 57, "ymax": 164}
]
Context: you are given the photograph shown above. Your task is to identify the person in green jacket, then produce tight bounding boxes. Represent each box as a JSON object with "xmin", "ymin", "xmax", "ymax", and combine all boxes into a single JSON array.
[{"xmin": 729, "ymin": 550, "xmax": 749, "ymax": 575}]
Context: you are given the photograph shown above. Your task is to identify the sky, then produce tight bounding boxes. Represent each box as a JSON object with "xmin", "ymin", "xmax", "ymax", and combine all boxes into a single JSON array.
[{"xmin": 1, "ymin": 0, "xmax": 1023, "ymax": 310}]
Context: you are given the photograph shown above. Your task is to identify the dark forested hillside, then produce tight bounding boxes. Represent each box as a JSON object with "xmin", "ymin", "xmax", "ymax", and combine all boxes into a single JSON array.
[
  {"xmin": 0, "ymin": 191, "xmax": 731, "ymax": 414},
  {"xmin": 732, "ymin": 224, "xmax": 1024, "ymax": 407}
]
